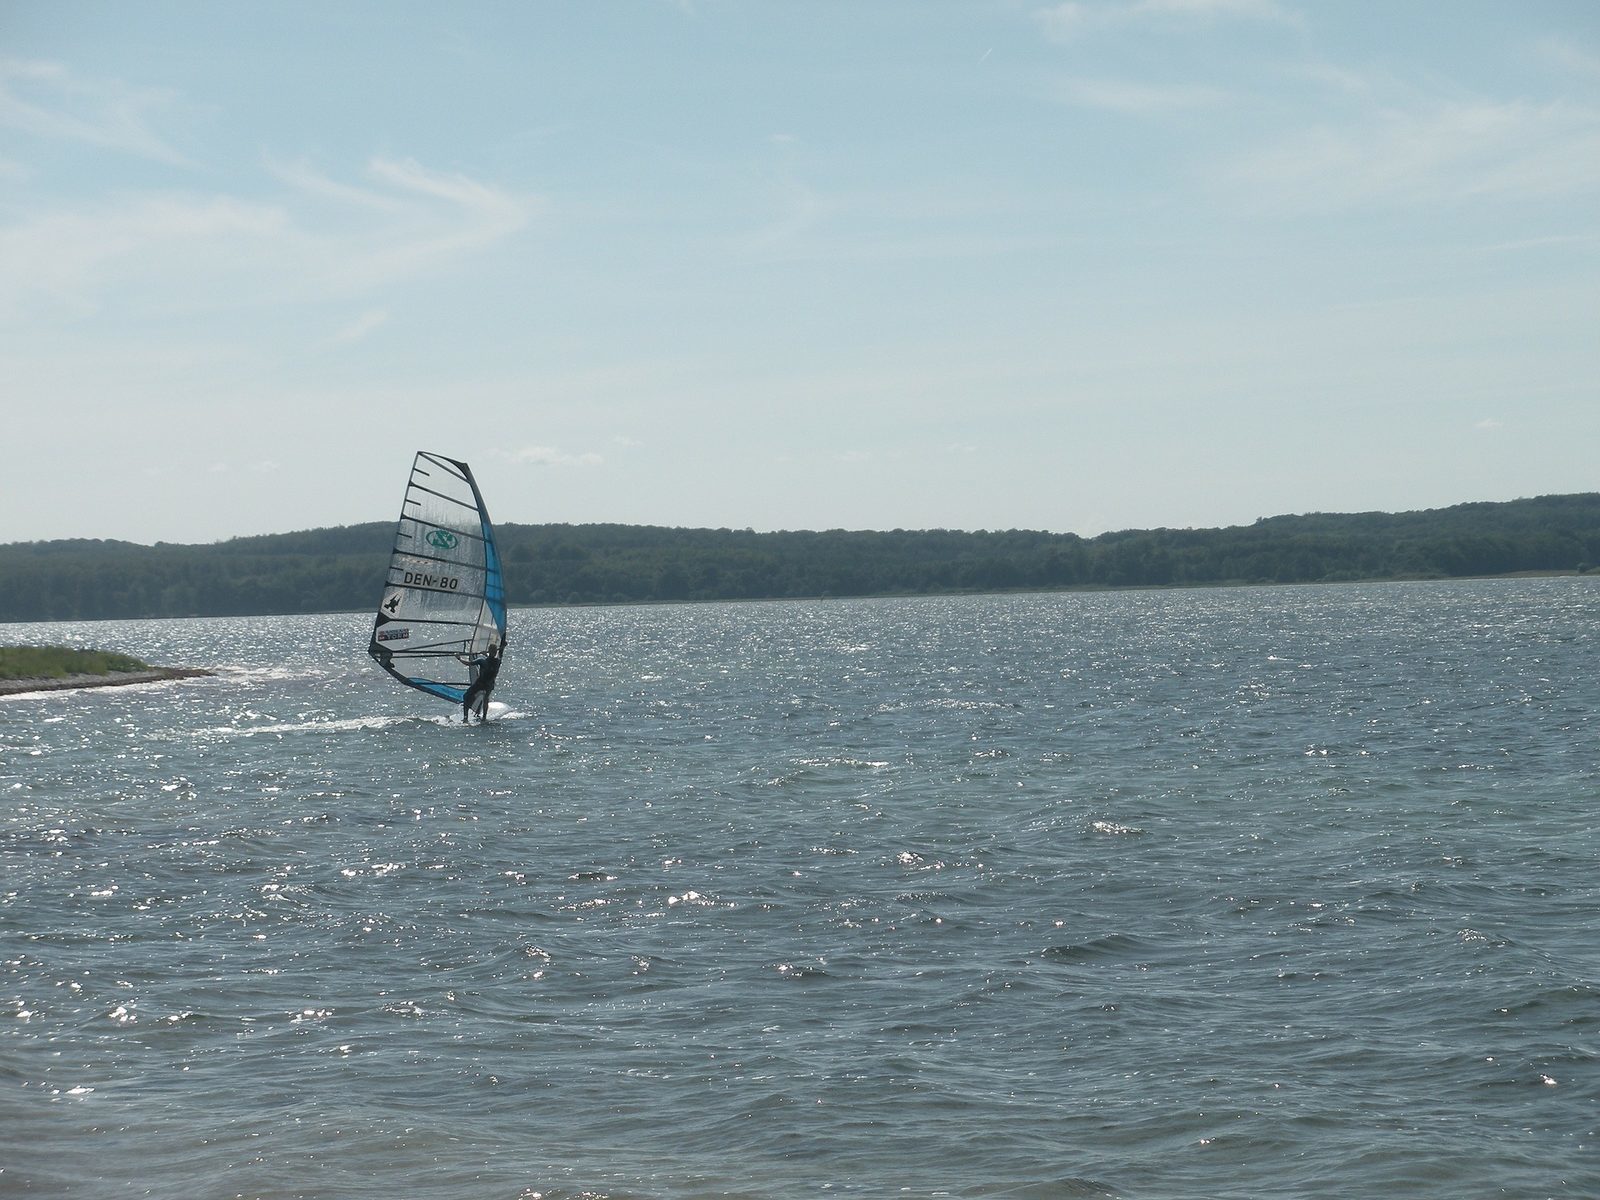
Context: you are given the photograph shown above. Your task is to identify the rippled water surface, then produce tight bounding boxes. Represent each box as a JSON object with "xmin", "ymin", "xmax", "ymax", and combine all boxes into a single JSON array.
[{"xmin": 4, "ymin": 581, "xmax": 1598, "ymax": 1198}]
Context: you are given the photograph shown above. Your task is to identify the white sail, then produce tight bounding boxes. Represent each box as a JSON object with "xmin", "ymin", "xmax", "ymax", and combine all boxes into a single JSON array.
[{"xmin": 368, "ymin": 451, "xmax": 507, "ymax": 705}]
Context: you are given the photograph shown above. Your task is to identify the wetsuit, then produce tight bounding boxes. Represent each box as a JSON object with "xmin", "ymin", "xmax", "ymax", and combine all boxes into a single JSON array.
[{"xmin": 462, "ymin": 644, "xmax": 502, "ymax": 723}]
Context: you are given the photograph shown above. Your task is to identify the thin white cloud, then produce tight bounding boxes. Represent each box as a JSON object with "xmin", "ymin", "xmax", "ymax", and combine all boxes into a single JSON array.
[
  {"xmin": 0, "ymin": 154, "xmax": 537, "ymax": 316},
  {"xmin": 370, "ymin": 156, "xmax": 518, "ymax": 214},
  {"xmin": 1475, "ymin": 233, "xmax": 1597, "ymax": 254},
  {"xmin": 1288, "ymin": 62, "xmax": 1379, "ymax": 99},
  {"xmin": 503, "ymin": 445, "xmax": 605, "ymax": 468},
  {"xmin": 266, "ymin": 155, "xmax": 413, "ymax": 214},
  {"xmin": 1054, "ymin": 76, "xmax": 1228, "ymax": 113},
  {"xmin": 343, "ymin": 157, "xmax": 535, "ymax": 286},
  {"xmin": 1535, "ymin": 36, "xmax": 1600, "ymax": 79},
  {"xmin": 328, "ymin": 309, "xmax": 390, "ymax": 344},
  {"xmin": 0, "ymin": 58, "xmax": 536, "ymax": 318},
  {"xmin": 739, "ymin": 177, "xmax": 833, "ymax": 253},
  {"xmin": 1474, "ymin": 418, "xmax": 1503, "ymax": 431},
  {"xmin": 1037, "ymin": 0, "xmax": 1292, "ymax": 41},
  {"xmin": 0, "ymin": 194, "xmax": 287, "ymax": 314},
  {"xmin": 0, "ymin": 58, "xmax": 191, "ymax": 165},
  {"xmin": 1219, "ymin": 97, "xmax": 1600, "ymax": 212}
]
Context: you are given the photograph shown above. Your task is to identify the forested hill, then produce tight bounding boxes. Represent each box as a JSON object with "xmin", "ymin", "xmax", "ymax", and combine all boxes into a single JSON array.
[{"xmin": 3, "ymin": 493, "xmax": 1596, "ymax": 622}]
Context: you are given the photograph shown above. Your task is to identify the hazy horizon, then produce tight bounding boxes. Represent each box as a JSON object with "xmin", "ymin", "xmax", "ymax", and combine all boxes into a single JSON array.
[{"xmin": 5, "ymin": 2, "xmax": 1596, "ymax": 544}]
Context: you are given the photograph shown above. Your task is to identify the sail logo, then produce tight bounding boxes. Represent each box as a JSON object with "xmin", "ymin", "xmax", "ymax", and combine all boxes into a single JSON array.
[
  {"xmin": 426, "ymin": 529, "xmax": 460, "ymax": 550},
  {"xmin": 377, "ymin": 628, "xmax": 410, "ymax": 642}
]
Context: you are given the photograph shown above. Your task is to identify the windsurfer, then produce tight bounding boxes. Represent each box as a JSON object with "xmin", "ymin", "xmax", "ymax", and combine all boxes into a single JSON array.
[{"xmin": 462, "ymin": 641, "xmax": 503, "ymax": 724}]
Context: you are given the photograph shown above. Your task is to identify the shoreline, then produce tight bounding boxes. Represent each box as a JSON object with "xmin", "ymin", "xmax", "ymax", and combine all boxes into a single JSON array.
[{"xmin": 0, "ymin": 667, "xmax": 213, "ymax": 697}]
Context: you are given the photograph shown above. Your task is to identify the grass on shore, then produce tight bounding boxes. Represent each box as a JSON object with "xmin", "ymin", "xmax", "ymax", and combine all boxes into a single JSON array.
[{"xmin": 0, "ymin": 645, "xmax": 153, "ymax": 681}]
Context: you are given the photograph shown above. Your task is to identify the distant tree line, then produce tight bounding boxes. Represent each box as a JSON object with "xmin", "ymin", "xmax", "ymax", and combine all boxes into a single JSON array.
[{"xmin": 3, "ymin": 494, "xmax": 1596, "ymax": 622}]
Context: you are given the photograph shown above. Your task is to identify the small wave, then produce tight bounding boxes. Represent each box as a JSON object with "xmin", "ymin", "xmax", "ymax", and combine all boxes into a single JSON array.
[
  {"xmin": 793, "ymin": 756, "xmax": 890, "ymax": 770},
  {"xmin": 210, "ymin": 665, "xmax": 320, "ymax": 683},
  {"xmin": 1492, "ymin": 981, "xmax": 1600, "ymax": 1024},
  {"xmin": 966, "ymin": 1179, "xmax": 1119, "ymax": 1199},
  {"xmin": 1088, "ymin": 819, "xmax": 1144, "ymax": 836},
  {"xmin": 203, "ymin": 713, "xmax": 453, "ymax": 737},
  {"xmin": 1040, "ymin": 932, "xmax": 1156, "ymax": 964}
]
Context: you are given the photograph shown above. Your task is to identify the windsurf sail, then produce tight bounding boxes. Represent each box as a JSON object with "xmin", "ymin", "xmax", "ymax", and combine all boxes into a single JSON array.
[{"xmin": 368, "ymin": 451, "xmax": 507, "ymax": 707}]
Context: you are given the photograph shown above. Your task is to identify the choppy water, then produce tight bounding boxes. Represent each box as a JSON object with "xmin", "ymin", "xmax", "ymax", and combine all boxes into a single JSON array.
[{"xmin": 3, "ymin": 580, "xmax": 1597, "ymax": 1199}]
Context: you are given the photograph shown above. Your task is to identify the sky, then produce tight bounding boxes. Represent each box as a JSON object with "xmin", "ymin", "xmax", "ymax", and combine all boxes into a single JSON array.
[{"xmin": 3, "ymin": 0, "xmax": 1597, "ymax": 544}]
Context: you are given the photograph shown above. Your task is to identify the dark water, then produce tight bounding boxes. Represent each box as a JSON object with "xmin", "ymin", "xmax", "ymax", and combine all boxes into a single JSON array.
[{"xmin": 3, "ymin": 581, "xmax": 1597, "ymax": 1199}]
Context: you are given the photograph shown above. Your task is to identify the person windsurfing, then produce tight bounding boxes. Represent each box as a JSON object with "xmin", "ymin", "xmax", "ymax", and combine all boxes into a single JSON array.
[{"xmin": 461, "ymin": 640, "xmax": 503, "ymax": 724}]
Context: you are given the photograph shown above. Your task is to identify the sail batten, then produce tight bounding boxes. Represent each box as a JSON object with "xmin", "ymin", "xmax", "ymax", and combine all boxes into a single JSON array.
[
  {"xmin": 367, "ymin": 451, "xmax": 508, "ymax": 708},
  {"xmin": 407, "ymin": 485, "xmax": 481, "ymax": 510},
  {"xmin": 387, "ymin": 547, "xmax": 488, "ymax": 573}
]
